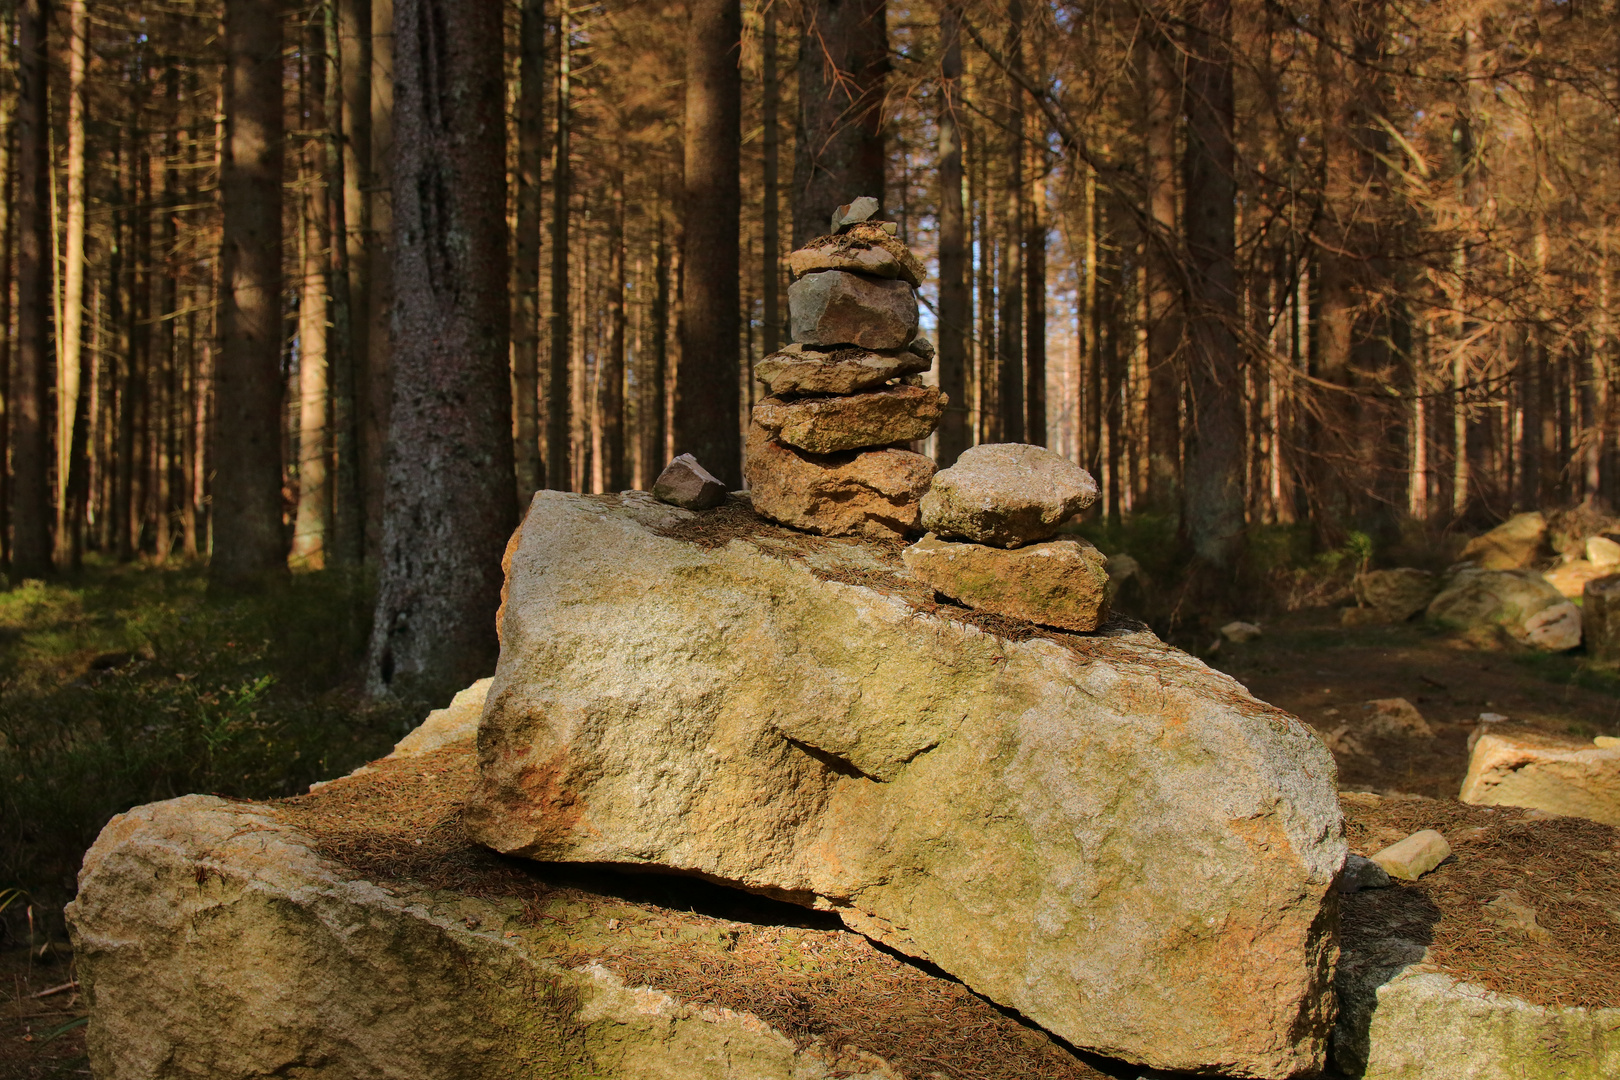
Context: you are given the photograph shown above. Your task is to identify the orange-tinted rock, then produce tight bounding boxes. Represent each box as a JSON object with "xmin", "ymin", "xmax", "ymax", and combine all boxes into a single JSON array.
[
  {"xmin": 744, "ymin": 423, "xmax": 934, "ymax": 539},
  {"xmin": 752, "ymin": 385, "xmax": 946, "ymax": 455}
]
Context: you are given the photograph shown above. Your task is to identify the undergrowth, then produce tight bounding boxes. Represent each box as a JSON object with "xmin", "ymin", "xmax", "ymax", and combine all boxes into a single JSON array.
[{"xmin": 0, "ymin": 560, "xmax": 411, "ymax": 936}]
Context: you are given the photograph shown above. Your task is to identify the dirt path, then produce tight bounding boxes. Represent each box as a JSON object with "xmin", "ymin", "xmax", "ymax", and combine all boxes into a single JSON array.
[
  {"xmin": 0, "ymin": 943, "xmax": 87, "ymax": 1079},
  {"xmin": 1211, "ymin": 608, "xmax": 1620, "ymax": 800}
]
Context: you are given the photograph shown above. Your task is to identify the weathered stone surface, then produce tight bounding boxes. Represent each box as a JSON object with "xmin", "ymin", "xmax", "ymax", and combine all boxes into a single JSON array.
[
  {"xmin": 1460, "ymin": 730, "xmax": 1620, "ymax": 825},
  {"xmin": 1426, "ymin": 568, "xmax": 1567, "ymax": 645},
  {"xmin": 900, "ymin": 533, "xmax": 1109, "ymax": 632},
  {"xmin": 919, "ymin": 443, "xmax": 1099, "ymax": 548},
  {"xmin": 1584, "ymin": 574, "xmax": 1620, "ymax": 664},
  {"xmin": 787, "ymin": 226, "xmax": 926, "ymax": 288},
  {"xmin": 755, "ymin": 343, "xmax": 929, "ymax": 396},
  {"xmin": 653, "ymin": 453, "xmax": 728, "ymax": 510},
  {"xmin": 1460, "ymin": 511, "xmax": 1547, "ymax": 570},
  {"xmin": 1363, "ymin": 698, "xmax": 1433, "ymax": 739},
  {"xmin": 466, "ymin": 491, "xmax": 1345, "ymax": 1077},
  {"xmin": 752, "ymin": 386, "xmax": 946, "ymax": 455},
  {"xmin": 1523, "ymin": 600, "xmax": 1581, "ymax": 650},
  {"xmin": 1221, "ymin": 621, "xmax": 1263, "ymax": 643},
  {"xmin": 831, "ymin": 196, "xmax": 880, "ymax": 231},
  {"xmin": 1333, "ymin": 938, "xmax": 1620, "ymax": 1079},
  {"xmin": 744, "ymin": 424, "xmax": 934, "ymax": 539},
  {"xmin": 1353, "ymin": 568, "xmax": 1440, "ymax": 621},
  {"xmin": 1543, "ymin": 559, "xmax": 1612, "ymax": 599},
  {"xmin": 1588, "ymin": 535, "xmax": 1620, "ymax": 565},
  {"xmin": 905, "ymin": 333, "xmax": 934, "ymax": 360},
  {"xmin": 1370, "ymin": 829, "xmax": 1451, "ymax": 881},
  {"xmin": 63, "ymin": 739, "xmax": 933, "ymax": 1080},
  {"xmin": 789, "ymin": 271, "xmax": 919, "ymax": 351},
  {"xmin": 1337, "ymin": 853, "xmax": 1391, "ymax": 894}
]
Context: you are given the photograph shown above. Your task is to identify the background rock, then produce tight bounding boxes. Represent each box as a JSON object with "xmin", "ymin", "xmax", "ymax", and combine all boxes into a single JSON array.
[
  {"xmin": 1459, "ymin": 512, "xmax": 1547, "ymax": 570},
  {"xmin": 900, "ymin": 533, "xmax": 1109, "ymax": 631},
  {"xmin": 788, "ymin": 271, "xmax": 918, "ymax": 350},
  {"xmin": 1460, "ymin": 730, "xmax": 1620, "ymax": 825},
  {"xmin": 752, "ymin": 385, "xmax": 946, "ymax": 455},
  {"xmin": 1353, "ymin": 568, "xmax": 1440, "ymax": 621},
  {"xmin": 919, "ymin": 443, "xmax": 1099, "ymax": 548},
  {"xmin": 743, "ymin": 424, "xmax": 934, "ymax": 539},
  {"xmin": 467, "ymin": 492, "xmax": 1345, "ymax": 1078},
  {"xmin": 1582, "ymin": 573, "xmax": 1620, "ymax": 664},
  {"xmin": 1426, "ymin": 568, "xmax": 1566, "ymax": 645}
]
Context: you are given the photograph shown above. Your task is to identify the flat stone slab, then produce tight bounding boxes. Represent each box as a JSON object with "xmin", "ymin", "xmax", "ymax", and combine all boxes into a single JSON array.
[
  {"xmin": 65, "ymin": 728, "xmax": 1116, "ymax": 1080},
  {"xmin": 920, "ymin": 443, "xmax": 1099, "ymax": 548},
  {"xmin": 1334, "ymin": 793, "xmax": 1620, "ymax": 1078},
  {"xmin": 467, "ymin": 491, "xmax": 1345, "ymax": 1077},
  {"xmin": 788, "ymin": 271, "xmax": 918, "ymax": 351},
  {"xmin": 787, "ymin": 224, "xmax": 927, "ymax": 288},
  {"xmin": 752, "ymin": 385, "xmax": 946, "ymax": 455},
  {"xmin": 743, "ymin": 424, "xmax": 935, "ymax": 539},
  {"xmin": 901, "ymin": 533, "xmax": 1109, "ymax": 632},
  {"xmin": 755, "ymin": 343, "xmax": 930, "ymax": 396},
  {"xmin": 1461, "ymin": 729, "xmax": 1620, "ymax": 825}
]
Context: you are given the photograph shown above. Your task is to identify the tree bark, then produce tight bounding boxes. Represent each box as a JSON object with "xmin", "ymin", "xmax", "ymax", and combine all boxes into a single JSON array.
[
  {"xmin": 338, "ymin": 0, "xmax": 372, "ymax": 563},
  {"xmin": 601, "ymin": 161, "xmax": 627, "ymax": 491},
  {"xmin": 792, "ymin": 0, "xmax": 886, "ymax": 245},
  {"xmin": 292, "ymin": 34, "xmax": 331, "ymax": 570},
  {"xmin": 0, "ymin": 8, "xmax": 14, "ymax": 567},
  {"xmin": 10, "ymin": 0, "xmax": 51, "ymax": 577},
  {"xmin": 212, "ymin": 0, "xmax": 287, "ymax": 587},
  {"xmin": 512, "ymin": 0, "xmax": 545, "ymax": 500},
  {"xmin": 1024, "ymin": 135, "xmax": 1047, "ymax": 446},
  {"xmin": 1144, "ymin": 30, "xmax": 1182, "ymax": 511},
  {"xmin": 367, "ymin": 0, "xmax": 516, "ymax": 704},
  {"xmin": 675, "ymin": 0, "xmax": 741, "ymax": 484},
  {"xmin": 546, "ymin": 5, "xmax": 572, "ymax": 490},
  {"xmin": 935, "ymin": 2, "xmax": 969, "ymax": 465},
  {"xmin": 762, "ymin": 3, "xmax": 781, "ymax": 356},
  {"xmin": 1181, "ymin": 0, "xmax": 1244, "ymax": 571},
  {"xmin": 364, "ymin": 0, "xmax": 394, "ymax": 562},
  {"xmin": 996, "ymin": 0, "xmax": 1024, "ymax": 443},
  {"xmin": 324, "ymin": 0, "xmax": 360, "ymax": 566},
  {"xmin": 54, "ymin": 0, "xmax": 88, "ymax": 567}
]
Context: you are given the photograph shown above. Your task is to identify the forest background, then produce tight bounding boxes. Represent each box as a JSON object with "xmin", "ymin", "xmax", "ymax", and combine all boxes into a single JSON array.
[{"xmin": 4, "ymin": 0, "xmax": 1620, "ymax": 919}]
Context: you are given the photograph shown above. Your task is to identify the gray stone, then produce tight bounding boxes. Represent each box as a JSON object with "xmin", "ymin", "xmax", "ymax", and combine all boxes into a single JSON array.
[
  {"xmin": 1426, "ymin": 568, "xmax": 1567, "ymax": 645},
  {"xmin": 906, "ymin": 333, "xmax": 935, "ymax": 361},
  {"xmin": 789, "ymin": 271, "xmax": 919, "ymax": 351},
  {"xmin": 1460, "ymin": 511, "xmax": 1547, "ymax": 570},
  {"xmin": 744, "ymin": 424, "xmax": 934, "ymax": 539},
  {"xmin": 1337, "ymin": 853, "xmax": 1392, "ymax": 893},
  {"xmin": 653, "ymin": 454, "xmax": 728, "ymax": 510},
  {"xmin": 752, "ymin": 385, "xmax": 946, "ymax": 455},
  {"xmin": 755, "ymin": 343, "xmax": 930, "ymax": 396},
  {"xmin": 466, "ymin": 491, "xmax": 1345, "ymax": 1077},
  {"xmin": 919, "ymin": 443, "xmax": 1099, "ymax": 548},
  {"xmin": 830, "ymin": 196, "xmax": 880, "ymax": 232}
]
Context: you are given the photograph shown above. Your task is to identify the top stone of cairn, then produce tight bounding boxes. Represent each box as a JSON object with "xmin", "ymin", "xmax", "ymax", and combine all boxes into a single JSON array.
[
  {"xmin": 831, "ymin": 195, "xmax": 881, "ymax": 232},
  {"xmin": 921, "ymin": 442, "xmax": 1100, "ymax": 548}
]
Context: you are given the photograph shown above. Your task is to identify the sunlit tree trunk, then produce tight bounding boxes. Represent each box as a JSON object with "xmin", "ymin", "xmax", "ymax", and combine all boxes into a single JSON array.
[
  {"xmin": 54, "ymin": 0, "xmax": 88, "ymax": 567},
  {"xmin": 935, "ymin": 1, "xmax": 969, "ymax": 465},
  {"xmin": 338, "ymin": 0, "xmax": 373, "ymax": 562},
  {"xmin": 601, "ymin": 161, "xmax": 627, "ymax": 491},
  {"xmin": 996, "ymin": 0, "xmax": 1024, "ymax": 443},
  {"xmin": 292, "ymin": 33, "xmax": 331, "ymax": 570},
  {"xmin": 676, "ymin": 0, "xmax": 741, "ymax": 484},
  {"xmin": 1025, "ymin": 133, "xmax": 1048, "ymax": 447},
  {"xmin": 368, "ymin": 0, "xmax": 516, "ymax": 704},
  {"xmin": 546, "ymin": 4, "xmax": 572, "ymax": 490},
  {"xmin": 212, "ymin": 0, "xmax": 287, "ymax": 587},
  {"xmin": 762, "ymin": 2, "xmax": 782, "ymax": 356}
]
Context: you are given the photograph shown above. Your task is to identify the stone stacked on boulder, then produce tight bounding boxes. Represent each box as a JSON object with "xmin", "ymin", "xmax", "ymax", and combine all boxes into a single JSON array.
[
  {"xmin": 747, "ymin": 198, "xmax": 946, "ymax": 539},
  {"xmin": 904, "ymin": 443, "xmax": 1107, "ymax": 631}
]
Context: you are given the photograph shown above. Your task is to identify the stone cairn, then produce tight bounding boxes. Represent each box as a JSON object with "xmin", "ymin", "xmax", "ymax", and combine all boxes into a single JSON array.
[
  {"xmin": 903, "ymin": 442, "xmax": 1109, "ymax": 631},
  {"xmin": 744, "ymin": 196, "xmax": 947, "ymax": 539}
]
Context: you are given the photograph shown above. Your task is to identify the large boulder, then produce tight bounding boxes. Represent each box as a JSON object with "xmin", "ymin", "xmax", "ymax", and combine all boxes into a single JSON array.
[
  {"xmin": 1460, "ymin": 729, "xmax": 1620, "ymax": 825},
  {"xmin": 466, "ymin": 491, "xmax": 1345, "ymax": 1077},
  {"xmin": 1459, "ymin": 511, "xmax": 1547, "ymax": 570},
  {"xmin": 65, "ymin": 728, "xmax": 1101, "ymax": 1080},
  {"xmin": 1425, "ymin": 567, "xmax": 1568, "ymax": 645},
  {"xmin": 743, "ymin": 424, "xmax": 934, "ymax": 539},
  {"xmin": 1352, "ymin": 568, "xmax": 1440, "ymax": 622}
]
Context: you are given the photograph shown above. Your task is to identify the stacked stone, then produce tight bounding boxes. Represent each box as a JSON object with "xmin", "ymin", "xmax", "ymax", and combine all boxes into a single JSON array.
[
  {"xmin": 902, "ymin": 443, "xmax": 1109, "ymax": 631},
  {"xmin": 745, "ymin": 197, "xmax": 948, "ymax": 539}
]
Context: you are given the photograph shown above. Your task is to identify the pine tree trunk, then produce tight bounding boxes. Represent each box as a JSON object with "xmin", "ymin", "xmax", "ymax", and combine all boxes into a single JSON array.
[
  {"xmin": 1024, "ymin": 139, "xmax": 1047, "ymax": 447},
  {"xmin": 642, "ymin": 213, "xmax": 669, "ymax": 476},
  {"xmin": 54, "ymin": 0, "xmax": 88, "ymax": 567},
  {"xmin": 546, "ymin": 6, "xmax": 572, "ymax": 490},
  {"xmin": 364, "ymin": 0, "xmax": 394, "ymax": 562},
  {"xmin": 339, "ymin": 0, "xmax": 373, "ymax": 559},
  {"xmin": 512, "ymin": 0, "xmax": 545, "ymax": 500},
  {"xmin": 0, "ymin": 7, "xmax": 12, "ymax": 566},
  {"xmin": 367, "ymin": 0, "xmax": 516, "ymax": 705},
  {"xmin": 601, "ymin": 163, "xmax": 627, "ymax": 491},
  {"xmin": 292, "ymin": 38, "xmax": 331, "ymax": 570},
  {"xmin": 676, "ymin": 0, "xmax": 741, "ymax": 484},
  {"xmin": 212, "ymin": 0, "xmax": 288, "ymax": 586},
  {"xmin": 10, "ymin": 0, "xmax": 51, "ymax": 577},
  {"xmin": 1181, "ymin": 0, "xmax": 1245, "ymax": 572},
  {"xmin": 792, "ymin": 0, "xmax": 885, "ymax": 245},
  {"xmin": 996, "ymin": 3, "xmax": 1024, "ymax": 443},
  {"xmin": 1144, "ymin": 31, "xmax": 1182, "ymax": 511},
  {"xmin": 935, "ymin": 2, "xmax": 970, "ymax": 465},
  {"xmin": 761, "ymin": 3, "xmax": 781, "ymax": 356},
  {"xmin": 323, "ymin": 0, "xmax": 360, "ymax": 566}
]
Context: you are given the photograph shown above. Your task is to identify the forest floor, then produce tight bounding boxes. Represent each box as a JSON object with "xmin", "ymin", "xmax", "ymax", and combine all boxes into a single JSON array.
[
  {"xmin": 0, "ymin": 942, "xmax": 85, "ymax": 1079},
  {"xmin": 1210, "ymin": 606, "xmax": 1620, "ymax": 800}
]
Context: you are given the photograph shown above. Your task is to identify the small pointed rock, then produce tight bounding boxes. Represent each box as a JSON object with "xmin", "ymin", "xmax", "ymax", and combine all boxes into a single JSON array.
[
  {"xmin": 831, "ymin": 195, "xmax": 880, "ymax": 232},
  {"xmin": 652, "ymin": 453, "xmax": 727, "ymax": 510}
]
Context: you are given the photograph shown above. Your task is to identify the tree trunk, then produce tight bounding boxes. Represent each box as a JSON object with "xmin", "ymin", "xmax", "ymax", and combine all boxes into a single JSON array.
[
  {"xmin": 212, "ymin": 0, "xmax": 287, "ymax": 587},
  {"xmin": 546, "ymin": 5, "xmax": 572, "ymax": 490},
  {"xmin": 11, "ymin": 0, "xmax": 51, "ymax": 577},
  {"xmin": 364, "ymin": 0, "xmax": 394, "ymax": 562},
  {"xmin": 367, "ymin": 0, "xmax": 516, "ymax": 705},
  {"xmin": 675, "ymin": 0, "xmax": 741, "ymax": 484},
  {"xmin": 54, "ymin": 0, "xmax": 88, "ymax": 567},
  {"xmin": 642, "ymin": 213, "xmax": 670, "ymax": 476},
  {"xmin": 324, "ymin": 0, "xmax": 360, "ymax": 566},
  {"xmin": 292, "ymin": 34, "xmax": 331, "ymax": 570},
  {"xmin": 0, "ymin": 8, "xmax": 14, "ymax": 567},
  {"xmin": 792, "ymin": 0, "xmax": 886, "ymax": 245},
  {"xmin": 600, "ymin": 161, "xmax": 627, "ymax": 491},
  {"xmin": 338, "ymin": 0, "xmax": 372, "ymax": 561},
  {"xmin": 762, "ymin": 3, "xmax": 781, "ymax": 356},
  {"xmin": 1144, "ymin": 31, "xmax": 1182, "ymax": 511},
  {"xmin": 935, "ymin": 2, "xmax": 969, "ymax": 465},
  {"xmin": 1024, "ymin": 136, "xmax": 1047, "ymax": 447},
  {"xmin": 1181, "ymin": 0, "xmax": 1245, "ymax": 572},
  {"xmin": 996, "ymin": 1, "xmax": 1024, "ymax": 443},
  {"xmin": 512, "ymin": 0, "xmax": 545, "ymax": 500}
]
